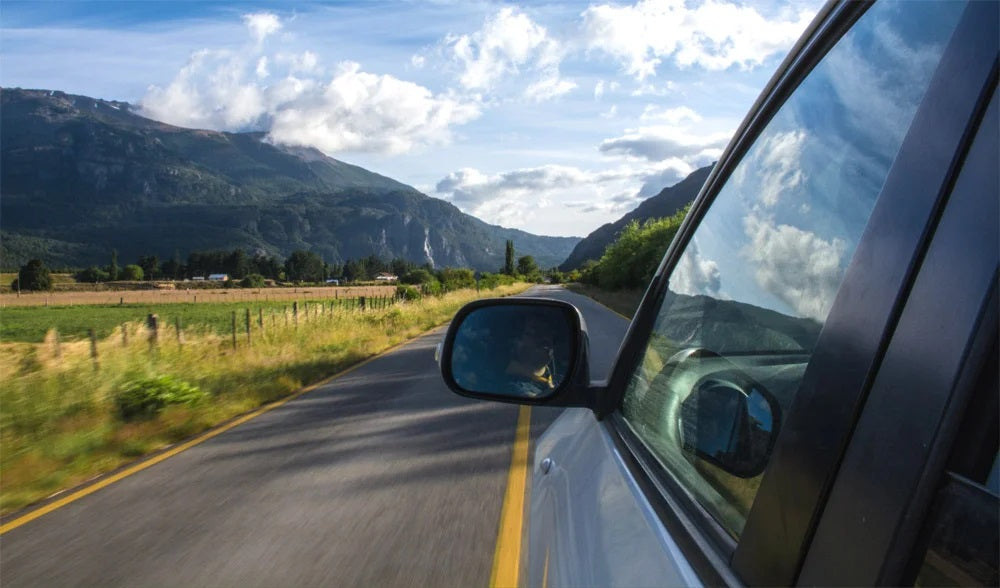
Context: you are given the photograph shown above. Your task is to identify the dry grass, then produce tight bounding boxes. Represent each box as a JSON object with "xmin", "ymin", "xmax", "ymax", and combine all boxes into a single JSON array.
[
  {"xmin": 0, "ymin": 283, "xmax": 529, "ymax": 515},
  {"xmin": 0, "ymin": 285, "xmax": 397, "ymax": 308}
]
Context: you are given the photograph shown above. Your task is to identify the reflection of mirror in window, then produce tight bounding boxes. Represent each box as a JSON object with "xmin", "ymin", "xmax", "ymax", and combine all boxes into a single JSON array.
[{"xmin": 622, "ymin": 0, "xmax": 967, "ymax": 539}]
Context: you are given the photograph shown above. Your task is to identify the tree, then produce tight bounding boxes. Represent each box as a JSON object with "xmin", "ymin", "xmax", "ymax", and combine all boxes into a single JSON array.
[
  {"xmin": 162, "ymin": 250, "xmax": 183, "ymax": 281},
  {"xmin": 108, "ymin": 249, "xmax": 119, "ymax": 281},
  {"xmin": 503, "ymin": 240, "xmax": 515, "ymax": 275},
  {"xmin": 14, "ymin": 259, "xmax": 53, "ymax": 291},
  {"xmin": 437, "ymin": 267, "xmax": 475, "ymax": 290},
  {"xmin": 240, "ymin": 274, "xmax": 266, "ymax": 288},
  {"xmin": 284, "ymin": 250, "xmax": 324, "ymax": 282},
  {"xmin": 516, "ymin": 255, "xmax": 540, "ymax": 280},
  {"xmin": 75, "ymin": 266, "xmax": 109, "ymax": 283},
  {"xmin": 137, "ymin": 255, "xmax": 160, "ymax": 281},
  {"xmin": 121, "ymin": 264, "xmax": 144, "ymax": 281}
]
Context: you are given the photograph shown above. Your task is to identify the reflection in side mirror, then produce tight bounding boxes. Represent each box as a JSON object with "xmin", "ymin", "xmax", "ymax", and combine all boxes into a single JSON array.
[
  {"xmin": 678, "ymin": 377, "xmax": 780, "ymax": 478},
  {"xmin": 447, "ymin": 302, "xmax": 578, "ymax": 401}
]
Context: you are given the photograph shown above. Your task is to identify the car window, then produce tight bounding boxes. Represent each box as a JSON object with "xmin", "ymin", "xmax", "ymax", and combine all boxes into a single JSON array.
[{"xmin": 620, "ymin": 0, "xmax": 966, "ymax": 540}]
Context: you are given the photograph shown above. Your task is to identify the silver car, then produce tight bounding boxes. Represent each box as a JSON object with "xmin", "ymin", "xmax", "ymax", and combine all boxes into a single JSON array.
[{"xmin": 440, "ymin": 0, "xmax": 998, "ymax": 585}]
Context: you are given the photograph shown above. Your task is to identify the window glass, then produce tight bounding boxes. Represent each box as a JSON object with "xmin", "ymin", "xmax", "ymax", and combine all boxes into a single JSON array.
[{"xmin": 621, "ymin": 0, "xmax": 966, "ymax": 539}]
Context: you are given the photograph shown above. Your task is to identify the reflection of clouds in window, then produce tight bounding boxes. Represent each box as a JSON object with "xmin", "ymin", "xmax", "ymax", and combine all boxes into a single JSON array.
[
  {"xmin": 824, "ymin": 16, "xmax": 950, "ymax": 158},
  {"xmin": 756, "ymin": 130, "xmax": 807, "ymax": 208},
  {"xmin": 742, "ymin": 213, "xmax": 846, "ymax": 321},
  {"xmin": 670, "ymin": 240, "xmax": 721, "ymax": 297}
]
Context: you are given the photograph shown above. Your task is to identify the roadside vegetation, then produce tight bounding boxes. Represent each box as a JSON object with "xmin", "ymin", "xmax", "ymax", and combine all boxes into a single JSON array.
[
  {"xmin": 0, "ymin": 282, "xmax": 529, "ymax": 515},
  {"xmin": 567, "ymin": 206, "xmax": 690, "ymax": 317}
]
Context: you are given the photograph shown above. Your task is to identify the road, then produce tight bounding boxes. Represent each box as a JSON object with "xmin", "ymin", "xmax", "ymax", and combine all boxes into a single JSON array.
[{"xmin": 0, "ymin": 285, "xmax": 629, "ymax": 587}]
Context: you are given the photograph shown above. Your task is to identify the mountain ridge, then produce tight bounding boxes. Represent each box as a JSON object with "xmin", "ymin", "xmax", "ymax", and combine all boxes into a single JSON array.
[
  {"xmin": 559, "ymin": 165, "xmax": 713, "ymax": 271},
  {"xmin": 0, "ymin": 87, "xmax": 579, "ymax": 270}
]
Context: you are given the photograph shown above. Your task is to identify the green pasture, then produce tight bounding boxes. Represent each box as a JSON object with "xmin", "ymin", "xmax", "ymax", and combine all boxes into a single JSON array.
[{"xmin": 0, "ymin": 296, "xmax": 384, "ymax": 343}]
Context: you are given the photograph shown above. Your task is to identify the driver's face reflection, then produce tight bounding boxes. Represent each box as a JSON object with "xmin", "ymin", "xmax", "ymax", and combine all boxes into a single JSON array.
[{"xmin": 513, "ymin": 321, "xmax": 554, "ymax": 367}]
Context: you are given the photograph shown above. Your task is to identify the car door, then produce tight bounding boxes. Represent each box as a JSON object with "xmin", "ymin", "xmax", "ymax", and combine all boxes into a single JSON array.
[{"xmin": 527, "ymin": 1, "xmax": 996, "ymax": 585}]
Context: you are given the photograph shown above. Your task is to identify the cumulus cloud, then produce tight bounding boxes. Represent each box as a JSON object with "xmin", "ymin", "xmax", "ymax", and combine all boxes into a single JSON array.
[
  {"xmin": 670, "ymin": 239, "xmax": 721, "ymax": 296},
  {"xmin": 444, "ymin": 7, "xmax": 572, "ymax": 102},
  {"xmin": 756, "ymin": 130, "xmax": 806, "ymax": 207},
  {"xmin": 582, "ymin": 0, "xmax": 815, "ymax": 79},
  {"xmin": 742, "ymin": 213, "xmax": 846, "ymax": 321},
  {"xmin": 600, "ymin": 125, "xmax": 729, "ymax": 163},
  {"xmin": 640, "ymin": 105, "xmax": 701, "ymax": 124},
  {"xmin": 243, "ymin": 12, "xmax": 282, "ymax": 45},
  {"xmin": 140, "ymin": 13, "xmax": 480, "ymax": 156}
]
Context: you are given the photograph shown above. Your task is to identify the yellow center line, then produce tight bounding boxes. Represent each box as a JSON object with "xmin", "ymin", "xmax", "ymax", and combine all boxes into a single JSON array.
[{"xmin": 490, "ymin": 405, "xmax": 531, "ymax": 588}]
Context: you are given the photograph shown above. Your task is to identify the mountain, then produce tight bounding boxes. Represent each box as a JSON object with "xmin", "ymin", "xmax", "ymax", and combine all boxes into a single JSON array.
[
  {"xmin": 0, "ymin": 88, "xmax": 579, "ymax": 270},
  {"xmin": 559, "ymin": 165, "xmax": 713, "ymax": 271}
]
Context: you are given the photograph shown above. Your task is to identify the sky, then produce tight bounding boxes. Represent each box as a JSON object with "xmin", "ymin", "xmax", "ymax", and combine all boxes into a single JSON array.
[{"xmin": 1, "ymin": 0, "xmax": 822, "ymax": 238}]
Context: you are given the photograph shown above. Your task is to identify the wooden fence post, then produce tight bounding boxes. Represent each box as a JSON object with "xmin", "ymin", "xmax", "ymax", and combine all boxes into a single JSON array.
[
  {"xmin": 258, "ymin": 308, "xmax": 264, "ymax": 330},
  {"xmin": 293, "ymin": 301, "xmax": 299, "ymax": 327},
  {"xmin": 147, "ymin": 314, "xmax": 159, "ymax": 355},
  {"xmin": 231, "ymin": 311, "xmax": 237, "ymax": 350},
  {"xmin": 245, "ymin": 308, "xmax": 252, "ymax": 347},
  {"xmin": 89, "ymin": 328, "xmax": 99, "ymax": 371},
  {"xmin": 360, "ymin": 296, "xmax": 366, "ymax": 311}
]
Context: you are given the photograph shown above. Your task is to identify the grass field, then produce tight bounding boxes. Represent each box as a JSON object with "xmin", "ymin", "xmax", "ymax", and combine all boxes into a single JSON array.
[
  {"xmin": 0, "ymin": 283, "xmax": 529, "ymax": 515},
  {"xmin": 1, "ymin": 293, "xmax": 396, "ymax": 343},
  {"xmin": 0, "ymin": 284, "xmax": 396, "ymax": 308}
]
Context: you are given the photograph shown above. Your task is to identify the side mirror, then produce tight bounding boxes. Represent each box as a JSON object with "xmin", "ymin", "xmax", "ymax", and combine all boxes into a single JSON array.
[
  {"xmin": 677, "ymin": 358, "xmax": 781, "ymax": 479},
  {"xmin": 440, "ymin": 298, "xmax": 594, "ymax": 407}
]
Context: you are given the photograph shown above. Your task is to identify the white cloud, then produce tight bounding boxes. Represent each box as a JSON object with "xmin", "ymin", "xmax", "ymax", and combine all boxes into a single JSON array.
[
  {"xmin": 242, "ymin": 12, "xmax": 282, "ymax": 45},
  {"xmin": 742, "ymin": 213, "xmax": 846, "ymax": 321},
  {"xmin": 594, "ymin": 79, "xmax": 620, "ymax": 100},
  {"xmin": 600, "ymin": 125, "xmax": 729, "ymax": 163},
  {"xmin": 410, "ymin": 54, "xmax": 426, "ymax": 69},
  {"xmin": 524, "ymin": 75, "xmax": 577, "ymax": 102},
  {"xmin": 756, "ymin": 130, "xmax": 806, "ymax": 207},
  {"xmin": 444, "ymin": 7, "xmax": 572, "ymax": 103},
  {"xmin": 640, "ymin": 105, "xmax": 700, "ymax": 124},
  {"xmin": 670, "ymin": 239, "xmax": 721, "ymax": 296},
  {"xmin": 582, "ymin": 0, "xmax": 815, "ymax": 80},
  {"xmin": 266, "ymin": 62, "xmax": 480, "ymax": 155},
  {"xmin": 140, "ymin": 18, "xmax": 480, "ymax": 156}
]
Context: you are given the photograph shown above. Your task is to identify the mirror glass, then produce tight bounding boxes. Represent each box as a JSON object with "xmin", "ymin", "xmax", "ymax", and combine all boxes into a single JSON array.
[
  {"xmin": 450, "ymin": 305, "xmax": 574, "ymax": 399},
  {"xmin": 679, "ymin": 380, "xmax": 778, "ymax": 478}
]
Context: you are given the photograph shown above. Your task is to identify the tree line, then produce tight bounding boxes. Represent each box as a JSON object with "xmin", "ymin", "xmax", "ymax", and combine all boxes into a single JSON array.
[{"xmin": 10, "ymin": 241, "xmax": 564, "ymax": 292}]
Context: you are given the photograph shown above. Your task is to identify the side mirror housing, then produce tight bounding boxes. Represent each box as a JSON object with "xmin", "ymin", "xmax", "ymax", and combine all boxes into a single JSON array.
[{"xmin": 439, "ymin": 298, "xmax": 599, "ymax": 410}]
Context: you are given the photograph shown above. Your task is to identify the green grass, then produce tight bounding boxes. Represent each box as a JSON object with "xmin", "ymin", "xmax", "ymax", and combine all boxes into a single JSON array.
[
  {"xmin": 0, "ymin": 284, "xmax": 529, "ymax": 515},
  {"xmin": 0, "ymin": 297, "xmax": 380, "ymax": 343}
]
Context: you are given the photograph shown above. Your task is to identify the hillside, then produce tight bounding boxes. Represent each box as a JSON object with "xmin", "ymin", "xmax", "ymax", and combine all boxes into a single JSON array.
[
  {"xmin": 559, "ymin": 165, "xmax": 713, "ymax": 271},
  {"xmin": 0, "ymin": 88, "xmax": 578, "ymax": 270}
]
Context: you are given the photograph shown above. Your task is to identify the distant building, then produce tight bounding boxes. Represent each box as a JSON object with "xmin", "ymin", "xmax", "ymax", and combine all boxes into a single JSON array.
[
  {"xmin": 326, "ymin": 279, "xmax": 341, "ymax": 285},
  {"xmin": 191, "ymin": 276, "xmax": 206, "ymax": 281},
  {"xmin": 375, "ymin": 273, "xmax": 398, "ymax": 282},
  {"xmin": 208, "ymin": 274, "xmax": 229, "ymax": 281}
]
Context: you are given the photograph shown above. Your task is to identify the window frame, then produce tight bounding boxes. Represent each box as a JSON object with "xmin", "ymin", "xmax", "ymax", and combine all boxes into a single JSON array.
[{"xmin": 593, "ymin": 1, "xmax": 997, "ymax": 585}]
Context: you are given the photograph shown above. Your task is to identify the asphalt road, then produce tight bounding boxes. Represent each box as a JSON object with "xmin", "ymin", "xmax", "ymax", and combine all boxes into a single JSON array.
[{"xmin": 0, "ymin": 285, "xmax": 629, "ymax": 587}]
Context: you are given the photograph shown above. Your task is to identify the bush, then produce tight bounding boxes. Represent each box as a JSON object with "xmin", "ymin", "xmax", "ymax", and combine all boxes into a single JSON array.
[
  {"xmin": 401, "ymin": 269, "xmax": 437, "ymax": 285},
  {"xmin": 12, "ymin": 259, "xmax": 53, "ymax": 291},
  {"xmin": 479, "ymin": 272, "xmax": 516, "ymax": 290},
  {"xmin": 114, "ymin": 375, "xmax": 206, "ymax": 421},
  {"xmin": 592, "ymin": 206, "xmax": 688, "ymax": 290},
  {"xmin": 396, "ymin": 285, "xmax": 422, "ymax": 301},
  {"xmin": 437, "ymin": 267, "xmax": 475, "ymax": 291},
  {"xmin": 74, "ymin": 266, "xmax": 109, "ymax": 283},
  {"xmin": 240, "ymin": 273, "xmax": 266, "ymax": 288},
  {"xmin": 121, "ymin": 264, "xmax": 144, "ymax": 281}
]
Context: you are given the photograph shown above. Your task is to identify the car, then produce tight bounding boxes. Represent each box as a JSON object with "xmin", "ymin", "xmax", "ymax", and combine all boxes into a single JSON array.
[{"xmin": 438, "ymin": 0, "xmax": 998, "ymax": 585}]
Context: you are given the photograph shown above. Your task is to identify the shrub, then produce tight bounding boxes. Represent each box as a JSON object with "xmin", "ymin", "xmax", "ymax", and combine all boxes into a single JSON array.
[
  {"xmin": 74, "ymin": 266, "xmax": 109, "ymax": 283},
  {"xmin": 114, "ymin": 376, "xmax": 206, "ymax": 421},
  {"xmin": 240, "ymin": 274, "xmax": 266, "ymax": 288},
  {"xmin": 121, "ymin": 264, "xmax": 144, "ymax": 281},
  {"xmin": 396, "ymin": 285, "xmax": 422, "ymax": 301},
  {"xmin": 590, "ymin": 206, "xmax": 689, "ymax": 290},
  {"xmin": 437, "ymin": 267, "xmax": 475, "ymax": 291},
  {"xmin": 12, "ymin": 259, "xmax": 53, "ymax": 291},
  {"xmin": 479, "ymin": 272, "xmax": 516, "ymax": 290}
]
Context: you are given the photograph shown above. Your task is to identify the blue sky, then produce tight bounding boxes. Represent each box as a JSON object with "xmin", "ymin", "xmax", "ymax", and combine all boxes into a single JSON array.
[{"xmin": 1, "ymin": 0, "xmax": 822, "ymax": 237}]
